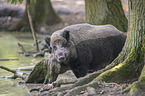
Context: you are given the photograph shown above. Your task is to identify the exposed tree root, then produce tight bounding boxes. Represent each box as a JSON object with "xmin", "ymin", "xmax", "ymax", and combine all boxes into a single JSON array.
[
  {"xmin": 123, "ymin": 81, "xmax": 145, "ymax": 96},
  {"xmin": 39, "ymin": 68, "xmax": 116, "ymax": 95},
  {"xmin": 123, "ymin": 64, "xmax": 145, "ymax": 95},
  {"xmin": 38, "ymin": 46, "xmax": 144, "ymax": 96},
  {"xmin": 30, "ymin": 78, "xmax": 78, "ymax": 92},
  {"xmin": 41, "ymin": 78, "xmax": 128, "ymax": 96},
  {"xmin": 35, "ymin": 56, "xmax": 121, "ymax": 94},
  {"xmin": 52, "ymin": 78, "xmax": 77, "ymax": 87},
  {"xmin": 97, "ymin": 46, "xmax": 144, "ymax": 83}
]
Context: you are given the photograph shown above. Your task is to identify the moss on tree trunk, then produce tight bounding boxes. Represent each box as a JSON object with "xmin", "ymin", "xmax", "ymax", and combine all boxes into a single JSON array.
[
  {"xmin": 85, "ymin": 0, "xmax": 128, "ymax": 32},
  {"xmin": 33, "ymin": 0, "xmax": 62, "ymax": 28},
  {"xmin": 25, "ymin": 59, "xmax": 49, "ymax": 83},
  {"xmin": 95, "ymin": 0, "xmax": 144, "ymax": 86}
]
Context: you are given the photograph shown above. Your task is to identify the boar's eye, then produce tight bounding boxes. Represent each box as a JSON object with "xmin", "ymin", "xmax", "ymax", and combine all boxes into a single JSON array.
[
  {"xmin": 61, "ymin": 43, "xmax": 65, "ymax": 47},
  {"xmin": 53, "ymin": 46, "xmax": 57, "ymax": 51}
]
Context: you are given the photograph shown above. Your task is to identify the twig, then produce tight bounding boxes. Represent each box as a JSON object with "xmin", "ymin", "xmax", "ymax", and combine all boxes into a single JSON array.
[
  {"xmin": 17, "ymin": 43, "xmax": 26, "ymax": 53},
  {"xmin": 0, "ymin": 66, "xmax": 16, "ymax": 73},
  {"xmin": 27, "ymin": 4, "xmax": 39, "ymax": 52},
  {"xmin": 103, "ymin": 81, "xmax": 120, "ymax": 86},
  {"xmin": 13, "ymin": 66, "xmax": 34, "ymax": 71}
]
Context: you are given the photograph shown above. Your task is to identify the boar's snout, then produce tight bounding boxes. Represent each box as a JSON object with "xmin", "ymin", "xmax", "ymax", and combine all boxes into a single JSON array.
[
  {"xmin": 55, "ymin": 48, "xmax": 69, "ymax": 63},
  {"xmin": 55, "ymin": 51, "xmax": 66, "ymax": 62}
]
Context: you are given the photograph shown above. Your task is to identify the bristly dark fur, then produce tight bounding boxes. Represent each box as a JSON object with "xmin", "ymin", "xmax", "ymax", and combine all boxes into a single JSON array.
[{"xmin": 48, "ymin": 24, "xmax": 127, "ymax": 78}]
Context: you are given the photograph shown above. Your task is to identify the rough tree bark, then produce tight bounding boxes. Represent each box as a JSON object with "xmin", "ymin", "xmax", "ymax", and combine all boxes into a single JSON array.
[
  {"xmin": 96, "ymin": 0, "xmax": 144, "ymax": 83},
  {"xmin": 8, "ymin": 0, "xmax": 62, "ymax": 32},
  {"xmin": 85, "ymin": 0, "xmax": 128, "ymax": 32}
]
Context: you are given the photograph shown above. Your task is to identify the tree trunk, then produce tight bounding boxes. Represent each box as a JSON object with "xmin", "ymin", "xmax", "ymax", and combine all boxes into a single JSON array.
[
  {"xmin": 8, "ymin": 5, "xmax": 29, "ymax": 31},
  {"xmin": 8, "ymin": 0, "xmax": 62, "ymax": 32},
  {"xmin": 85, "ymin": 0, "xmax": 128, "ymax": 32},
  {"xmin": 33, "ymin": 0, "xmax": 62, "ymax": 31},
  {"xmin": 97, "ymin": 0, "xmax": 144, "ymax": 83},
  {"xmin": 25, "ymin": 59, "xmax": 49, "ymax": 84}
]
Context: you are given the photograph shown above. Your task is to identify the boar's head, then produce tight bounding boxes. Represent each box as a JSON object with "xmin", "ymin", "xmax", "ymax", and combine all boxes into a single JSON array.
[{"xmin": 45, "ymin": 30, "xmax": 72, "ymax": 64}]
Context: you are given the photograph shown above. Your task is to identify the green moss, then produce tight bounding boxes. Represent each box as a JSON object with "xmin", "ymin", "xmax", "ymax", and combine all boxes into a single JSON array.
[
  {"xmin": 140, "ymin": 76, "xmax": 145, "ymax": 86},
  {"xmin": 129, "ymin": 82, "xmax": 140, "ymax": 92},
  {"xmin": 123, "ymin": 86, "xmax": 131, "ymax": 93},
  {"xmin": 139, "ymin": 65, "xmax": 145, "ymax": 86},
  {"xmin": 97, "ymin": 45, "xmax": 144, "ymax": 83},
  {"xmin": 98, "ymin": 62, "xmax": 133, "ymax": 82}
]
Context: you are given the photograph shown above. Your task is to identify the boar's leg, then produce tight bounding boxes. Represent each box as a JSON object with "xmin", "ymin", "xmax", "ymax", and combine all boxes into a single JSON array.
[
  {"xmin": 44, "ymin": 37, "xmax": 51, "ymax": 49},
  {"xmin": 71, "ymin": 64, "xmax": 88, "ymax": 78}
]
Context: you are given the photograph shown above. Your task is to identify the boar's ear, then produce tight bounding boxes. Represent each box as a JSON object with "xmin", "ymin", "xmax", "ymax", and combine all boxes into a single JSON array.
[
  {"xmin": 44, "ymin": 37, "xmax": 50, "ymax": 48},
  {"xmin": 61, "ymin": 30, "xmax": 70, "ymax": 42}
]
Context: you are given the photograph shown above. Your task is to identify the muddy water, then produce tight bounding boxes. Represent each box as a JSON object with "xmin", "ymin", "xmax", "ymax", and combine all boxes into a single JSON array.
[{"xmin": 0, "ymin": 32, "xmax": 47, "ymax": 96}]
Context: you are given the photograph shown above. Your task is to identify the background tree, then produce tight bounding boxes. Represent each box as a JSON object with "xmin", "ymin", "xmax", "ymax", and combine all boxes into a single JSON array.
[
  {"xmin": 85, "ymin": 0, "xmax": 128, "ymax": 32},
  {"xmin": 8, "ymin": 0, "xmax": 62, "ymax": 33}
]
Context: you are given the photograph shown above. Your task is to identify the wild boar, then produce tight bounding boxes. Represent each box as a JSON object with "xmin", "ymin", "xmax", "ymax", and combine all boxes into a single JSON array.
[{"xmin": 45, "ymin": 24, "xmax": 127, "ymax": 78}]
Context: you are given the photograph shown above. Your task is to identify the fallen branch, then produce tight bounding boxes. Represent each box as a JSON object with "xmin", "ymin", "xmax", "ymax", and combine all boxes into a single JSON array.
[
  {"xmin": 17, "ymin": 42, "xmax": 45, "ymax": 57},
  {"xmin": 0, "ymin": 66, "xmax": 27, "ymax": 80},
  {"xmin": 32, "ymin": 51, "xmax": 44, "ymax": 57},
  {"xmin": 14, "ymin": 66, "xmax": 34, "ymax": 71},
  {"xmin": 0, "ymin": 66, "xmax": 16, "ymax": 74}
]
